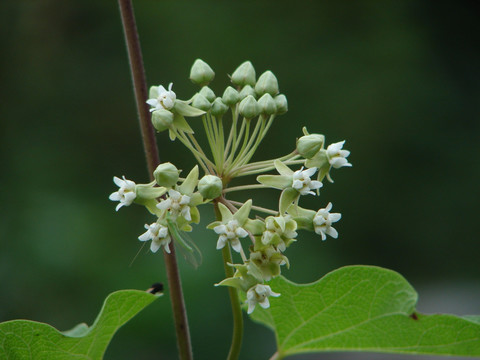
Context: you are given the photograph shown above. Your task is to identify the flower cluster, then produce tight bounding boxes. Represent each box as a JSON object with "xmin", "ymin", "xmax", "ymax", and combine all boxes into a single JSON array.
[{"xmin": 109, "ymin": 59, "xmax": 351, "ymax": 314}]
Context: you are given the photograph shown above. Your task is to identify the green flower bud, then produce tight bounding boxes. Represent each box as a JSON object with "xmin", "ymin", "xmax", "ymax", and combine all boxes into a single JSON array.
[
  {"xmin": 297, "ymin": 134, "xmax": 325, "ymax": 159},
  {"xmin": 198, "ymin": 175, "xmax": 223, "ymax": 199},
  {"xmin": 255, "ymin": 71, "xmax": 279, "ymax": 96},
  {"xmin": 211, "ymin": 97, "xmax": 228, "ymax": 117},
  {"xmin": 189, "ymin": 59, "xmax": 215, "ymax": 86},
  {"xmin": 152, "ymin": 109, "xmax": 174, "ymax": 132},
  {"xmin": 239, "ymin": 95, "xmax": 259, "ymax": 119},
  {"xmin": 192, "ymin": 93, "xmax": 211, "ymax": 111},
  {"xmin": 239, "ymin": 85, "xmax": 256, "ymax": 100},
  {"xmin": 274, "ymin": 94, "xmax": 288, "ymax": 115},
  {"xmin": 231, "ymin": 61, "xmax": 256, "ymax": 87},
  {"xmin": 154, "ymin": 162, "xmax": 180, "ymax": 187},
  {"xmin": 222, "ymin": 86, "xmax": 240, "ymax": 106},
  {"xmin": 199, "ymin": 86, "xmax": 216, "ymax": 102},
  {"xmin": 257, "ymin": 93, "xmax": 277, "ymax": 115}
]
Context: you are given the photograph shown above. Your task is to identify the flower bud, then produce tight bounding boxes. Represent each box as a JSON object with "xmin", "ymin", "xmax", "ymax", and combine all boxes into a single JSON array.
[
  {"xmin": 198, "ymin": 175, "xmax": 223, "ymax": 199},
  {"xmin": 257, "ymin": 93, "xmax": 277, "ymax": 115},
  {"xmin": 192, "ymin": 93, "xmax": 211, "ymax": 111},
  {"xmin": 255, "ymin": 71, "xmax": 279, "ymax": 96},
  {"xmin": 274, "ymin": 94, "xmax": 288, "ymax": 115},
  {"xmin": 211, "ymin": 98, "xmax": 228, "ymax": 117},
  {"xmin": 222, "ymin": 86, "xmax": 240, "ymax": 106},
  {"xmin": 152, "ymin": 109, "xmax": 174, "ymax": 132},
  {"xmin": 154, "ymin": 162, "xmax": 180, "ymax": 187},
  {"xmin": 231, "ymin": 61, "xmax": 256, "ymax": 87},
  {"xmin": 189, "ymin": 59, "xmax": 215, "ymax": 86},
  {"xmin": 239, "ymin": 95, "xmax": 259, "ymax": 119},
  {"xmin": 199, "ymin": 86, "xmax": 216, "ymax": 102},
  {"xmin": 297, "ymin": 134, "xmax": 325, "ymax": 159},
  {"xmin": 239, "ymin": 85, "xmax": 256, "ymax": 100}
]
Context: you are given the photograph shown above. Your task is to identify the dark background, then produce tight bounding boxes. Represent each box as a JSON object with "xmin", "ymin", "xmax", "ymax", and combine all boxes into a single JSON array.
[{"xmin": 1, "ymin": 1, "xmax": 479, "ymax": 359}]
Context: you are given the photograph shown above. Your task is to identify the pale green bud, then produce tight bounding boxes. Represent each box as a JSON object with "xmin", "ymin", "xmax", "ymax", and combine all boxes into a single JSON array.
[
  {"xmin": 297, "ymin": 134, "xmax": 325, "ymax": 159},
  {"xmin": 189, "ymin": 59, "xmax": 215, "ymax": 86},
  {"xmin": 239, "ymin": 95, "xmax": 259, "ymax": 119},
  {"xmin": 152, "ymin": 109, "xmax": 174, "ymax": 132},
  {"xmin": 154, "ymin": 162, "xmax": 180, "ymax": 187},
  {"xmin": 192, "ymin": 93, "xmax": 211, "ymax": 111},
  {"xmin": 211, "ymin": 98, "xmax": 228, "ymax": 117},
  {"xmin": 199, "ymin": 86, "xmax": 216, "ymax": 102},
  {"xmin": 222, "ymin": 86, "xmax": 240, "ymax": 106},
  {"xmin": 255, "ymin": 71, "xmax": 279, "ymax": 96},
  {"xmin": 231, "ymin": 61, "xmax": 256, "ymax": 87},
  {"xmin": 198, "ymin": 175, "xmax": 223, "ymax": 199},
  {"xmin": 274, "ymin": 94, "xmax": 288, "ymax": 115},
  {"xmin": 239, "ymin": 85, "xmax": 256, "ymax": 100},
  {"xmin": 257, "ymin": 93, "xmax": 277, "ymax": 115}
]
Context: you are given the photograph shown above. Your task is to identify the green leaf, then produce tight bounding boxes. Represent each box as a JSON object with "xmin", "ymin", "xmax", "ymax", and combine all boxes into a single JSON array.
[
  {"xmin": 0, "ymin": 290, "xmax": 160, "ymax": 360},
  {"xmin": 250, "ymin": 266, "xmax": 480, "ymax": 359}
]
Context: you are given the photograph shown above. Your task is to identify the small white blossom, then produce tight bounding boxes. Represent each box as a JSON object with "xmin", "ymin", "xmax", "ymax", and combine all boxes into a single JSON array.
[
  {"xmin": 246, "ymin": 284, "xmax": 280, "ymax": 314},
  {"xmin": 156, "ymin": 189, "xmax": 191, "ymax": 221},
  {"xmin": 109, "ymin": 176, "xmax": 136, "ymax": 211},
  {"xmin": 326, "ymin": 141, "xmax": 352, "ymax": 169},
  {"xmin": 214, "ymin": 219, "xmax": 249, "ymax": 253},
  {"xmin": 138, "ymin": 222, "xmax": 171, "ymax": 253},
  {"xmin": 146, "ymin": 83, "xmax": 176, "ymax": 112},
  {"xmin": 292, "ymin": 167, "xmax": 323, "ymax": 195},
  {"xmin": 313, "ymin": 202, "xmax": 342, "ymax": 241}
]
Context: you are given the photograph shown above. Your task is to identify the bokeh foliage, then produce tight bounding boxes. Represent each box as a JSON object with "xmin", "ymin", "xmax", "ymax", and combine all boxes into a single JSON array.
[{"xmin": 1, "ymin": 1, "xmax": 479, "ymax": 359}]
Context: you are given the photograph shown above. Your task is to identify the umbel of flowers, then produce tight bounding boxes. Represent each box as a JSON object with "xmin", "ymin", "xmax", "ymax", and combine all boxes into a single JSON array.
[{"xmin": 109, "ymin": 59, "xmax": 351, "ymax": 314}]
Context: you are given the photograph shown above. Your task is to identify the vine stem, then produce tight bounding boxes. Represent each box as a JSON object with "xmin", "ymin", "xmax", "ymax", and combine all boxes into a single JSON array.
[
  {"xmin": 214, "ymin": 202, "xmax": 244, "ymax": 360},
  {"xmin": 117, "ymin": 1, "xmax": 193, "ymax": 359}
]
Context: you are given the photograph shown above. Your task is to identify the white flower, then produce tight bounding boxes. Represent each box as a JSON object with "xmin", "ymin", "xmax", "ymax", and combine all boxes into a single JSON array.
[
  {"xmin": 146, "ymin": 83, "xmax": 176, "ymax": 112},
  {"xmin": 246, "ymin": 284, "xmax": 280, "ymax": 314},
  {"xmin": 109, "ymin": 176, "xmax": 136, "ymax": 211},
  {"xmin": 138, "ymin": 222, "xmax": 171, "ymax": 253},
  {"xmin": 156, "ymin": 189, "xmax": 191, "ymax": 221},
  {"xmin": 313, "ymin": 202, "xmax": 342, "ymax": 241},
  {"xmin": 214, "ymin": 219, "xmax": 249, "ymax": 253},
  {"xmin": 292, "ymin": 167, "xmax": 323, "ymax": 196},
  {"xmin": 326, "ymin": 141, "xmax": 352, "ymax": 169}
]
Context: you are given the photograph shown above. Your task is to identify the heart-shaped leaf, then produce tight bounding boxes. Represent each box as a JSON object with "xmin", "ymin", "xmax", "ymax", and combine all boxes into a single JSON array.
[
  {"xmin": 0, "ymin": 290, "xmax": 160, "ymax": 360},
  {"xmin": 250, "ymin": 266, "xmax": 480, "ymax": 359}
]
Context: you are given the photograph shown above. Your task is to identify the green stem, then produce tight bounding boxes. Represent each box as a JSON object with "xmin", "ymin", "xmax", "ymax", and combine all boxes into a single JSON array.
[
  {"xmin": 214, "ymin": 203, "xmax": 243, "ymax": 360},
  {"xmin": 118, "ymin": 1, "xmax": 193, "ymax": 359},
  {"xmin": 223, "ymin": 184, "xmax": 268, "ymax": 193}
]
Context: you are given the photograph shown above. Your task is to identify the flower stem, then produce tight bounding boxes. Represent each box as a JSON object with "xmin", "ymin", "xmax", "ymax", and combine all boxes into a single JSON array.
[
  {"xmin": 214, "ymin": 203, "xmax": 244, "ymax": 360},
  {"xmin": 117, "ymin": 1, "xmax": 193, "ymax": 359}
]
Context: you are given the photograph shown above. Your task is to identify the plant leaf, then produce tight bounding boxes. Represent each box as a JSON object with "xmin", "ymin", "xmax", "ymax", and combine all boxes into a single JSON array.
[
  {"xmin": 0, "ymin": 290, "xmax": 160, "ymax": 360},
  {"xmin": 250, "ymin": 266, "xmax": 480, "ymax": 359}
]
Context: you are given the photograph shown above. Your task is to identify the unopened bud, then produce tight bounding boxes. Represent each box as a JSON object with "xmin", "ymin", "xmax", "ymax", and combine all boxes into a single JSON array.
[
  {"xmin": 154, "ymin": 162, "xmax": 180, "ymax": 187},
  {"xmin": 152, "ymin": 109, "xmax": 174, "ymax": 132},
  {"xmin": 297, "ymin": 134, "xmax": 325, "ymax": 159},
  {"xmin": 199, "ymin": 86, "xmax": 216, "ymax": 102},
  {"xmin": 198, "ymin": 175, "xmax": 223, "ymax": 199},
  {"xmin": 192, "ymin": 93, "xmax": 211, "ymax": 111},
  {"xmin": 255, "ymin": 71, "xmax": 279, "ymax": 96},
  {"xmin": 257, "ymin": 93, "xmax": 277, "ymax": 115},
  {"xmin": 274, "ymin": 94, "xmax": 288, "ymax": 115},
  {"xmin": 222, "ymin": 86, "xmax": 240, "ymax": 106},
  {"xmin": 231, "ymin": 61, "xmax": 256, "ymax": 87},
  {"xmin": 189, "ymin": 59, "xmax": 215, "ymax": 86},
  {"xmin": 239, "ymin": 95, "xmax": 259, "ymax": 119},
  {"xmin": 239, "ymin": 85, "xmax": 256, "ymax": 100},
  {"xmin": 211, "ymin": 98, "xmax": 228, "ymax": 117}
]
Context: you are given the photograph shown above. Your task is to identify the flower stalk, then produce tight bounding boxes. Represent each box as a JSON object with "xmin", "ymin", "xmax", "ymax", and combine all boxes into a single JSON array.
[{"xmin": 117, "ymin": 1, "xmax": 193, "ymax": 359}]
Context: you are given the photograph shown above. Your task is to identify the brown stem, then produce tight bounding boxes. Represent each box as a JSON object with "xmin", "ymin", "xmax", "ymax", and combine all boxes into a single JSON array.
[{"xmin": 118, "ymin": 1, "xmax": 193, "ymax": 359}]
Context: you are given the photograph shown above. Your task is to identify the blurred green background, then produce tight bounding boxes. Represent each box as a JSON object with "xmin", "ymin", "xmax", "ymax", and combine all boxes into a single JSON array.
[{"xmin": 1, "ymin": 1, "xmax": 479, "ymax": 359}]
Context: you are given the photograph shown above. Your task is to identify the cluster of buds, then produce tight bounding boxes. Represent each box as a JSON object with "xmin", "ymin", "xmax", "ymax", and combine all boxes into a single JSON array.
[{"xmin": 110, "ymin": 59, "xmax": 351, "ymax": 314}]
